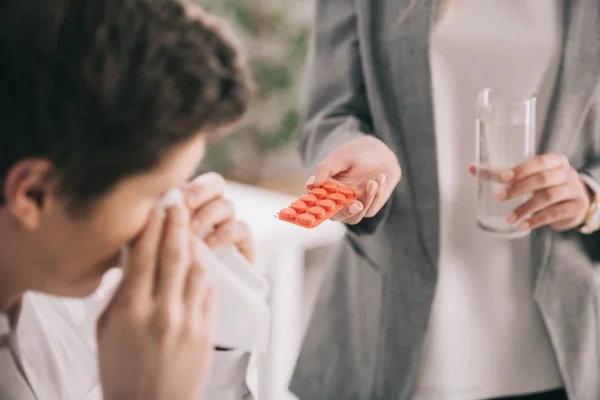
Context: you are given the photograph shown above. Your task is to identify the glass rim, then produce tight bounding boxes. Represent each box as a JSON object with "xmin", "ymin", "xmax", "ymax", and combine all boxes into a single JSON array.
[{"xmin": 478, "ymin": 88, "xmax": 537, "ymax": 107}]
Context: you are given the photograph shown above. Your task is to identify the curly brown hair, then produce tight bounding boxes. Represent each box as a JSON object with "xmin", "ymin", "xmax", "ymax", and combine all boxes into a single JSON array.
[{"xmin": 0, "ymin": 0, "xmax": 253, "ymax": 209}]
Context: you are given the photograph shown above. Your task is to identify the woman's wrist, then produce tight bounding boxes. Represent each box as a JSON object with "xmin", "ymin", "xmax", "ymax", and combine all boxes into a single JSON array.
[{"xmin": 578, "ymin": 174, "xmax": 600, "ymax": 233}]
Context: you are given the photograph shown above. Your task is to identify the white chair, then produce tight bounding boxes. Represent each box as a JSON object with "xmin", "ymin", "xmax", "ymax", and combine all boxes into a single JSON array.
[{"xmin": 224, "ymin": 181, "xmax": 344, "ymax": 400}]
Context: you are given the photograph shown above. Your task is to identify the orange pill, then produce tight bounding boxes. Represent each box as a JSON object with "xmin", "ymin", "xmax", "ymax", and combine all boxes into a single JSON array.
[
  {"xmin": 340, "ymin": 187, "xmax": 356, "ymax": 199},
  {"xmin": 318, "ymin": 199, "xmax": 335, "ymax": 212},
  {"xmin": 309, "ymin": 206, "xmax": 326, "ymax": 219},
  {"xmin": 311, "ymin": 188, "xmax": 328, "ymax": 199},
  {"xmin": 279, "ymin": 208, "xmax": 297, "ymax": 221},
  {"xmin": 300, "ymin": 194, "xmax": 318, "ymax": 207},
  {"xmin": 290, "ymin": 201, "xmax": 307, "ymax": 213},
  {"xmin": 330, "ymin": 193, "xmax": 347, "ymax": 204},
  {"xmin": 322, "ymin": 181, "xmax": 339, "ymax": 193},
  {"xmin": 298, "ymin": 213, "xmax": 316, "ymax": 227}
]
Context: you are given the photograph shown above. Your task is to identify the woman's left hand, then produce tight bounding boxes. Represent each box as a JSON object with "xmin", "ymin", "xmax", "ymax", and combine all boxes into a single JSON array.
[
  {"xmin": 492, "ymin": 153, "xmax": 590, "ymax": 232},
  {"xmin": 182, "ymin": 172, "xmax": 254, "ymax": 263}
]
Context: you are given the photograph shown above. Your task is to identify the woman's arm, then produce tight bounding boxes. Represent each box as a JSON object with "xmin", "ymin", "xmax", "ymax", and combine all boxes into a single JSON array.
[
  {"xmin": 299, "ymin": 0, "xmax": 396, "ymax": 234},
  {"xmin": 299, "ymin": 0, "xmax": 371, "ymax": 170}
]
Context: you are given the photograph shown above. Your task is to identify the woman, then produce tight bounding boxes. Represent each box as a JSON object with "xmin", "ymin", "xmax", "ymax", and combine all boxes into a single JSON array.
[{"xmin": 290, "ymin": 0, "xmax": 600, "ymax": 399}]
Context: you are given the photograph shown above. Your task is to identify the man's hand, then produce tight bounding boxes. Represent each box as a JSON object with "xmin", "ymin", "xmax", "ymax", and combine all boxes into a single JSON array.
[
  {"xmin": 307, "ymin": 136, "xmax": 401, "ymax": 225},
  {"xmin": 471, "ymin": 153, "xmax": 591, "ymax": 231},
  {"xmin": 183, "ymin": 172, "xmax": 254, "ymax": 263},
  {"xmin": 97, "ymin": 204, "xmax": 214, "ymax": 400}
]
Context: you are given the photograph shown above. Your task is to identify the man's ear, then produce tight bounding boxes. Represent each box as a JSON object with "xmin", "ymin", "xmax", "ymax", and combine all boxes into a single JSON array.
[{"xmin": 3, "ymin": 159, "xmax": 56, "ymax": 230}]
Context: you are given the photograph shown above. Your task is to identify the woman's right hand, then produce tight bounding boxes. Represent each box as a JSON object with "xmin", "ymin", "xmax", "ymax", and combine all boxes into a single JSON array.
[
  {"xmin": 307, "ymin": 136, "xmax": 401, "ymax": 225},
  {"xmin": 97, "ymin": 203, "xmax": 214, "ymax": 400}
]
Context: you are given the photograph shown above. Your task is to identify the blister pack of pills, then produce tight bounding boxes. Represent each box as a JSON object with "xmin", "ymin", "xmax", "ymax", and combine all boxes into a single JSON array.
[{"xmin": 277, "ymin": 181, "xmax": 358, "ymax": 228}]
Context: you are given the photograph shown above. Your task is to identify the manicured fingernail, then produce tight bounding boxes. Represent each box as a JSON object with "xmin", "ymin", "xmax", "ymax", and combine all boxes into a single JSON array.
[
  {"xmin": 306, "ymin": 175, "xmax": 315, "ymax": 187},
  {"xmin": 495, "ymin": 190, "xmax": 507, "ymax": 201},
  {"xmin": 519, "ymin": 221, "xmax": 530, "ymax": 230},
  {"xmin": 501, "ymin": 170, "xmax": 515, "ymax": 181},
  {"xmin": 367, "ymin": 181, "xmax": 378, "ymax": 196},
  {"xmin": 378, "ymin": 173, "xmax": 387, "ymax": 185},
  {"xmin": 349, "ymin": 202, "xmax": 363, "ymax": 214},
  {"xmin": 506, "ymin": 213, "xmax": 517, "ymax": 224}
]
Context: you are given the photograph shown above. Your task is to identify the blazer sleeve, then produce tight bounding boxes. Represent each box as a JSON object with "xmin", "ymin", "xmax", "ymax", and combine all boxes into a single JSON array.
[
  {"xmin": 298, "ymin": 0, "xmax": 392, "ymax": 235},
  {"xmin": 578, "ymin": 84, "xmax": 600, "ymax": 261}
]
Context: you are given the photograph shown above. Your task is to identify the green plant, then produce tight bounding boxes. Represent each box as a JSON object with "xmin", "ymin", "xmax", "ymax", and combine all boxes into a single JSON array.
[{"xmin": 198, "ymin": 0, "xmax": 310, "ymax": 182}]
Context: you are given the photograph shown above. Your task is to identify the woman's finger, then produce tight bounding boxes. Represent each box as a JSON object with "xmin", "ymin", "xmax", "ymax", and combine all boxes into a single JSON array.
[
  {"xmin": 510, "ymin": 153, "xmax": 569, "ymax": 182},
  {"xmin": 345, "ymin": 180, "xmax": 378, "ymax": 225},
  {"xmin": 308, "ymin": 147, "xmax": 354, "ymax": 189},
  {"xmin": 519, "ymin": 201, "xmax": 581, "ymax": 230},
  {"xmin": 469, "ymin": 163, "xmax": 513, "ymax": 183},
  {"xmin": 330, "ymin": 200, "xmax": 364, "ymax": 222},
  {"xmin": 508, "ymin": 185, "xmax": 573, "ymax": 223},
  {"xmin": 550, "ymin": 218, "xmax": 579, "ymax": 232},
  {"xmin": 365, "ymin": 171, "xmax": 399, "ymax": 218},
  {"xmin": 501, "ymin": 167, "xmax": 573, "ymax": 201}
]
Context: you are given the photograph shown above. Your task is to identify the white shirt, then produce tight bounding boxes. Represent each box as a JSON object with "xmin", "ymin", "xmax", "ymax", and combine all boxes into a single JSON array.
[
  {"xmin": 11, "ymin": 269, "xmax": 257, "ymax": 400},
  {"xmin": 415, "ymin": 1, "xmax": 564, "ymax": 399},
  {"xmin": 0, "ymin": 312, "xmax": 37, "ymax": 400}
]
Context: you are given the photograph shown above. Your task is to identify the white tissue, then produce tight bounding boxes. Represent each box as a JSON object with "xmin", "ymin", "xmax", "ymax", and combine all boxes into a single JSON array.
[{"xmin": 153, "ymin": 188, "xmax": 270, "ymax": 352}]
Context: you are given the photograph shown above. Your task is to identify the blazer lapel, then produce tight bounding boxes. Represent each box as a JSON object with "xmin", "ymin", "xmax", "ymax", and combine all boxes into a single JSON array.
[
  {"xmin": 537, "ymin": 0, "xmax": 600, "ymax": 275},
  {"xmin": 387, "ymin": 0, "xmax": 440, "ymax": 269},
  {"xmin": 541, "ymin": 0, "xmax": 600, "ymax": 157}
]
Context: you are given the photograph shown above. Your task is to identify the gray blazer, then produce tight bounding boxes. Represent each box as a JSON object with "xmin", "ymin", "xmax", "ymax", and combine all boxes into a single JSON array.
[{"xmin": 290, "ymin": 0, "xmax": 600, "ymax": 399}]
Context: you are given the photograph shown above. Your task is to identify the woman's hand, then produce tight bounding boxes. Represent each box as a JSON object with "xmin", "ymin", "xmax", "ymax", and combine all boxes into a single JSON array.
[
  {"xmin": 472, "ymin": 153, "xmax": 591, "ymax": 231},
  {"xmin": 307, "ymin": 136, "xmax": 401, "ymax": 225},
  {"xmin": 183, "ymin": 172, "xmax": 254, "ymax": 263}
]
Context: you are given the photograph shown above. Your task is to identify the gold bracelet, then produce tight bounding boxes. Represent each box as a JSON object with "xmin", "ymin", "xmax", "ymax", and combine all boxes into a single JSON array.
[{"xmin": 579, "ymin": 179, "xmax": 599, "ymax": 232}]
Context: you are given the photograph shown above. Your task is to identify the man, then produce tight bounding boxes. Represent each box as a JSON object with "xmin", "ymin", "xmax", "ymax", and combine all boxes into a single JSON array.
[
  {"xmin": 16, "ymin": 172, "xmax": 262, "ymax": 400},
  {"xmin": 0, "ymin": 0, "xmax": 253, "ymax": 399}
]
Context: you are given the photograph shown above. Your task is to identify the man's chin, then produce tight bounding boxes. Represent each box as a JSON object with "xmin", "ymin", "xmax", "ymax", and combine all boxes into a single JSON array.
[
  {"xmin": 62, "ymin": 275, "xmax": 106, "ymax": 298},
  {"xmin": 63, "ymin": 264, "xmax": 118, "ymax": 298}
]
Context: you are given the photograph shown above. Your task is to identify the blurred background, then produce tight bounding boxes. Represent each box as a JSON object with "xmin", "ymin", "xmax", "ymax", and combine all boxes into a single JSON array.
[{"xmin": 199, "ymin": 0, "xmax": 312, "ymax": 195}]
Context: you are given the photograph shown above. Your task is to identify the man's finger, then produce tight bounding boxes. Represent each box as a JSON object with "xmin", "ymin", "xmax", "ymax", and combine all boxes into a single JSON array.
[
  {"xmin": 185, "ymin": 172, "xmax": 226, "ymax": 209},
  {"xmin": 510, "ymin": 154, "xmax": 569, "ymax": 182},
  {"xmin": 156, "ymin": 204, "xmax": 192, "ymax": 302},
  {"xmin": 184, "ymin": 254, "xmax": 211, "ymax": 318},
  {"xmin": 191, "ymin": 198, "xmax": 234, "ymax": 238},
  {"xmin": 205, "ymin": 220, "xmax": 254, "ymax": 263},
  {"xmin": 117, "ymin": 208, "xmax": 165, "ymax": 301},
  {"xmin": 307, "ymin": 148, "xmax": 353, "ymax": 188}
]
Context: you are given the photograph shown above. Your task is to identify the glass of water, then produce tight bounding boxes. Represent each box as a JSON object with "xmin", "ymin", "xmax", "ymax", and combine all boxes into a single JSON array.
[{"xmin": 476, "ymin": 89, "xmax": 536, "ymax": 239}]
